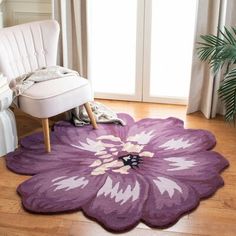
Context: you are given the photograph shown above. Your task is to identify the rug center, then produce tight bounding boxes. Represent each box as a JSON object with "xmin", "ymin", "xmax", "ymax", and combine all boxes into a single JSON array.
[{"xmin": 119, "ymin": 154, "xmax": 142, "ymax": 169}]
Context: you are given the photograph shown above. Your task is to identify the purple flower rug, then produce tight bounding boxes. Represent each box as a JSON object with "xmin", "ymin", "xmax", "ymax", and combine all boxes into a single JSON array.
[{"xmin": 6, "ymin": 113, "xmax": 229, "ymax": 232}]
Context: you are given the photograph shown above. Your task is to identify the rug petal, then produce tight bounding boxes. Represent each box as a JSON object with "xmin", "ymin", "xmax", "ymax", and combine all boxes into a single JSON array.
[
  {"xmin": 7, "ymin": 148, "xmax": 73, "ymax": 175},
  {"xmin": 53, "ymin": 113, "xmax": 134, "ymax": 145},
  {"xmin": 126, "ymin": 117, "xmax": 184, "ymax": 144},
  {"xmin": 184, "ymin": 175, "xmax": 225, "ymax": 198},
  {"xmin": 138, "ymin": 151, "xmax": 229, "ymax": 181},
  {"xmin": 142, "ymin": 174, "xmax": 198, "ymax": 227},
  {"xmin": 53, "ymin": 121, "xmax": 133, "ymax": 152},
  {"xmin": 53, "ymin": 121, "xmax": 114, "ymax": 146},
  {"xmin": 19, "ymin": 132, "xmax": 57, "ymax": 150},
  {"xmin": 137, "ymin": 151, "xmax": 228, "ymax": 215},
  {"xmin": 83, "ymin": 173, "xmax": 148, "ymax": 231},
  {"xmin": 18, "ymin": 166, "xmax": 107, "ymax": 213},
  {"xmin": 6, "ymin": 133, "xmax": 97, "ymax": 175},
  {"xmin": 163, "ymin": 151, "xmax": 229, "ymax": 179},
  {"xmin": 117, "ymin": 112, "xmax": 135, "ymax": 125},
  {"xmin": 144, "ymin": 128, "xmax": 216, "ymax": 157}
]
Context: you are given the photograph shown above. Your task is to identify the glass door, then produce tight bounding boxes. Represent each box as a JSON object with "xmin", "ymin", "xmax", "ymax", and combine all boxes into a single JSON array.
[
  {"xmin": 87, "ymin": 0, "xmax": 144, "ymax": 101},
  {"xmin": 87, "ymin": 0, "xmax": 198, "ymax": 104},
  {"xmin": 143, "ymin": 0, "xmax": 198, "ymax": 104}
]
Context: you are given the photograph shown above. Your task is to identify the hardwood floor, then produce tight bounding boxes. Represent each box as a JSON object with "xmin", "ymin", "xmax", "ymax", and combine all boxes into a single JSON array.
[{"xmin": 0, "ymin": 99, "xmax": 236, "ymax": 236}]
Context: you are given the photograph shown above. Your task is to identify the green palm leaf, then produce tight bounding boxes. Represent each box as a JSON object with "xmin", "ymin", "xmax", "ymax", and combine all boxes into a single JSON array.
[
  {"xmin": 197, "ymin": 27, "xmax": 236, "ymax": 123},
  {"xmin": 197, "ymin": 27, "xmax": 236, "ymax": 74},
  {"xmin": 218, "ymin": 68, "xmax": 236, "ymax": 122}
]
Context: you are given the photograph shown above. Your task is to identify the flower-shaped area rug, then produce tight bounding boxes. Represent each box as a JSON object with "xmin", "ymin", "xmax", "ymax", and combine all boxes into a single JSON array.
[{"xmin": 6, "ymin": 113, "xmax": 229, "ymax": 232}]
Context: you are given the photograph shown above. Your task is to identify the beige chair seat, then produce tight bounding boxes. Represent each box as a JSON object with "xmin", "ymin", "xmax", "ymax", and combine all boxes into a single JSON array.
[{"xmin": 19, "ymin": 76, "xmax": 92, "ymax": 118}]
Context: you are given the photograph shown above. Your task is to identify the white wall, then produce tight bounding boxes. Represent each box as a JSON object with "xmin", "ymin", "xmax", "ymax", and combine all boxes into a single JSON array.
[{"xmin": 3, "ymin": 0, "xmax": 51, "ymax": 27}]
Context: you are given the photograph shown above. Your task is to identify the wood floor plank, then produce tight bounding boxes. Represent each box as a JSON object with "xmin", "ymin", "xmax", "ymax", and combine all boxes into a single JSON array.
[
  {"xmin": 0, "ymin": 186, "xmax": 19, "ymax": 200},
  {"xmin": 0, "ymin": 199, "xmax": 20, "ymax": 214},
  {"xmin": 0, "ymin": 100, "xmax": 235, "ymax": 236},
  {"xmin": 0, "ymin": 226, "xmax": 56, "ymax": 236},
  {"xmin": 69, "ymin": 221, "xmax": 204, "ymax": 236},
  {"xmin": 165, "ymin": 220, "xmax": 236, "ymax": 236},
  {"xmin": 0, "ymin": 212, "xmax": 72, "ymax": 235}
]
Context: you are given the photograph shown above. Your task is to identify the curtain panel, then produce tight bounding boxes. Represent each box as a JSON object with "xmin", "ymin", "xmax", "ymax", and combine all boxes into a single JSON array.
[
  {"xmin": 187, "ymin": 0, "xmax": 236, "ymax": 118},
  {"xmin": 52, "ymin": 0, "xmax": 88, "ymax": 77}
]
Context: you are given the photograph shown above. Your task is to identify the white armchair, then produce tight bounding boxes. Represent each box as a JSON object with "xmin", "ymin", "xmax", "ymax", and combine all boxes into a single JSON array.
[{"xmin": 0, "ymin": 20, "xmax": 97, "ymax": 152}]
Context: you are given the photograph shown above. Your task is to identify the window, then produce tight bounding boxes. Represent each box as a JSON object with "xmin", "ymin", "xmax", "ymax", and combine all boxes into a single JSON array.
[{"xmin": 87, "ymin": 0, "xmax": 197, "ymax": 104}]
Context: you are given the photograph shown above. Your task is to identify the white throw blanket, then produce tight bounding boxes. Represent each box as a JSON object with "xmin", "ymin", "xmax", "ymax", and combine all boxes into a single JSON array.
[
  {"xmin": 9, "ymin": 66, "xmax": 125, "ymax": 126},
  {"xmin": 10, "ymin": 66, "xmax": 79, "ymax": 105}
]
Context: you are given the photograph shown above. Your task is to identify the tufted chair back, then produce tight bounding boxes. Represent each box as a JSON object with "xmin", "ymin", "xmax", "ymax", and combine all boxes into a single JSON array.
[{"xmin": 0, "ymin": 20, "xmax": 60, "ymax": 82}]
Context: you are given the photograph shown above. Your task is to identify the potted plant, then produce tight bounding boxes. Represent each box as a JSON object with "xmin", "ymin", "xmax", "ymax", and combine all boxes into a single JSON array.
[{"xmin": 197, "ymin": 27, "xmax": 236, "ymax": 123}]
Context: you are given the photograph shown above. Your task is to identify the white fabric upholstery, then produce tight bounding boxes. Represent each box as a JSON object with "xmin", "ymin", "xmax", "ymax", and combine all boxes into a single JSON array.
[
  {"xmin": 0, "ymin": 20, "xmax": 94, "ymax": 119},
  {"xmin": 0, "ymin": 20, "xmax": 59, "ymax": 82},
  {"xmin": 19, "ymin": 76, "xmax": 93, "ymax": 118}
]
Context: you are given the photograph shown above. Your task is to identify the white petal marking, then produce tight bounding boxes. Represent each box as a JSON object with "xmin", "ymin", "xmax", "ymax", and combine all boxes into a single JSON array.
[
  {"xmin": 165, "ymin": 157, "xmax": 196, "ymax": 171},
  {"xmin": 122, "ymin": 142, "xmax": 144, "ymax": 153},
  {"xmin": 91, "ymin": 160, "xmax": 123, "ymax": 176},
  {"xmin": 112, "ymin": 165, "xmax": 131, "ymax": 174},
  {"xmin": 127, "ymin": 131, "xmax": 154, "ymax": 145},
  {"xmin": 52, "ymin": 176, "xmax": 89, "ymax": 191},
  {"xmin": 153, "ymin": 177, "xmax": 182, "ymax": 198},
  {"xmin": 95, "ymin": 151, "xmax": 107, "ymax": 156},
  {"xmin": 139, "ymin": 151, "xmax": 154, "ymax": 158},
  {"xmin": 102, "ymin": 143, "xmax": 116, "ymax": 148},
  {"xmin": 71, "ymin": 138, "xmax": 105, "ymax": 153},
  {"xmin": 97, "ymin": 135, "xmax": 122, "ymax": 142},
  {"xmin": 89, "ymin": 159, "xmax": 102, "ymax": 167},
  {"xmin": 159, "ymin": 138, "xmax": 193, "ymax": 150},
  {"xmin": 103, "ymin": 157, "xmax": 114, "ymax": 163},
  {"xmin": 97, "ymin": 176, "xmax": 140, "ymax": 205},
  {"xmin": 98, "ymin": 154, "xmax": 112, "ymax": 159}
]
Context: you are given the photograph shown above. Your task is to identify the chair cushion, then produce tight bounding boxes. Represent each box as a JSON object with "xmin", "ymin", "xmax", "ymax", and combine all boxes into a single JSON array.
[{"xmin": 19, "ymin": 76, "xmax": 93, "ymax": 118}]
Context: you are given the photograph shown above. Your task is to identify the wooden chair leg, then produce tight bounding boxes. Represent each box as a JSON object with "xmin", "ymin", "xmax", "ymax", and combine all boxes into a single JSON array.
[
  {"xmin": 42, "ymin": 118, "xmax": 51, "ymax": 152},
  {"xmin": 84, "ymin": 102, "xmax": 98, "ymax": 129}
]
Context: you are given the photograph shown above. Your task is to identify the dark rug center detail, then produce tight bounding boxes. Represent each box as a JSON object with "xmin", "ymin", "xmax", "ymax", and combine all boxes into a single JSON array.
[
  {"xmin": 119, "ymin": 154, "xmax": 142, "ymax": 169},
  {"xmin": 6, "ymin": 113, "xmax": 229, "ymax": 232}
]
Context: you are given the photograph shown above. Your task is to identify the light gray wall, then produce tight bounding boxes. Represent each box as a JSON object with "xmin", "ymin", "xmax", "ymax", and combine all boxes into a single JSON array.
[{"xmin": 2, "ymin": 0, "xmax": 51, "ymax": 27}]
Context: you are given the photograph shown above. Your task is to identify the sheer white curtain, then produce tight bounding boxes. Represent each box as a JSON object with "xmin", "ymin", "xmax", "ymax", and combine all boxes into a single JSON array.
[
  {"xmin": 187, "ymin": 0, "xmax": 236, "ymax": 118},
  {"xmin": 52, "ymin": 0, "xmax": 88, "ymax": 77}
]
